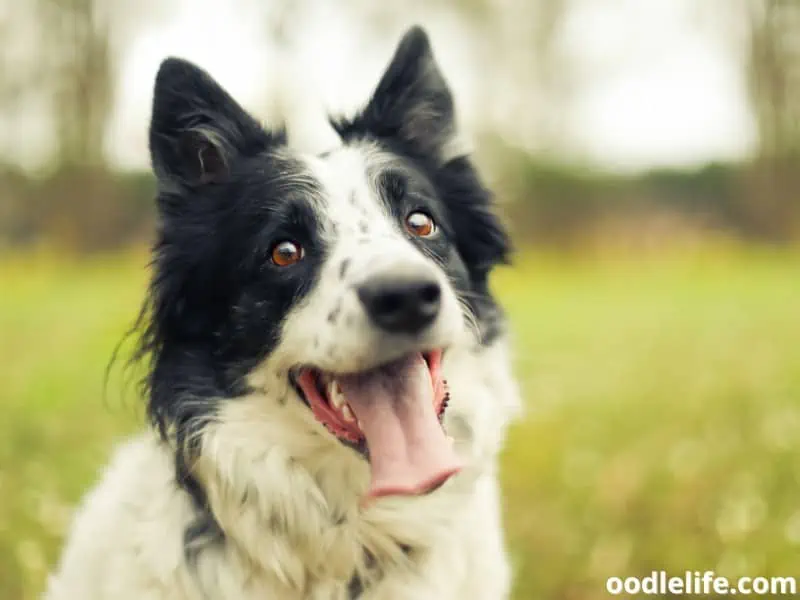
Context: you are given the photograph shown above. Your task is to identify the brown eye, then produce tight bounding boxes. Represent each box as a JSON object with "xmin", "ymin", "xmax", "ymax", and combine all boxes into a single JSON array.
[
  {"xmin": 405, "ymin": 211, "xmax": 436, "ymax": 237},
  {"xmin": 271, "ymin": 241, "xmax": 304, "ymax": 266}
]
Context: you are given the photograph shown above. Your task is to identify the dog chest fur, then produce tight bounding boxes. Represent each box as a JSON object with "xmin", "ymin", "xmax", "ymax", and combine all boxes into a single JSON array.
[{"xmin": 46, "ymin": 341, "xmax": 518, "ymax": 600}]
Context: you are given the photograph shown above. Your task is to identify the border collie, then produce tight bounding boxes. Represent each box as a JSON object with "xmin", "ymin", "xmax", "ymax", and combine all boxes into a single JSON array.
[{"xmin": 46, "ymin": 26, "xmax": 521, "ymax": 599}]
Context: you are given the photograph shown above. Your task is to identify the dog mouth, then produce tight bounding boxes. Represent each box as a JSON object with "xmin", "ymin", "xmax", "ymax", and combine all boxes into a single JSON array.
[{"xmin": 294, "ymin": 350, "xmax": 462, "ymax": 498}]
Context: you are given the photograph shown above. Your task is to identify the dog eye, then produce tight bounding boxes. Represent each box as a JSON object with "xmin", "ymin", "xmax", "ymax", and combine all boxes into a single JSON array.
[
  {"xmin": 271, "ymin": 241, "xmax": 304, "ymax": 266},
  {"xmin": 405, "ymin": 211, "xmax": 436, "ymax": 237}
]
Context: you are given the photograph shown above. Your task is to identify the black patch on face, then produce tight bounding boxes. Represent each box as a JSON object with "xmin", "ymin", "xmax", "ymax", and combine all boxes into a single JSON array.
[
  {"xmin": 331, "ymin": 27, "xmax": 510, "ymax": 344},
  {"xmin": 132, "ymin": 57, "xmax": 327, "ymax": 508},
  {"xmin": 381, "ymin": 169, "xmax": 408, "ymax": 202}
]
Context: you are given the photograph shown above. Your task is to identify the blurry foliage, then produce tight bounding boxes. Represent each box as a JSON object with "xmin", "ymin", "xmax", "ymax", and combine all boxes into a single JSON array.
[
  {"xmin": 494, "ymin": 250, "xmax": 800, "ymax": 598},
  {"xmin": 0, "ymin": 168, "xmax": 153, "ymax": 252},
  {"xmin": 487, "ymin": 144, "xmax": 800, "ymax": 248}
]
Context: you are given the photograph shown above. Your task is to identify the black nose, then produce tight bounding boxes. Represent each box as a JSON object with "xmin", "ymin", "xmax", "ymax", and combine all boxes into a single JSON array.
[{"xmin": 357, "ymin": 275, "xmax": 441, "ymax": 334}]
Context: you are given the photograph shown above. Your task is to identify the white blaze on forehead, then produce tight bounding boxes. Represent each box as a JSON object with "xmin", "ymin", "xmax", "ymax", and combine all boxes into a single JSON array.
[
  {"xmin": 304, "ymin": 143, "xmax": 443, "ymax": 288},
  {"xmin": 300, "ymin": 142, "xmax": 447, "ymax": 288},
  {"xmin": 303, "ymin": 143, "xmax": 398, "ymax": 239}
]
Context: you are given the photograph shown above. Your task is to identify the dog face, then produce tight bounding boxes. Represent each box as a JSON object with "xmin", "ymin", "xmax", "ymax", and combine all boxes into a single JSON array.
[{"xmin": 142, "ymin": 27, "xmax": 510, "ymax": 502}]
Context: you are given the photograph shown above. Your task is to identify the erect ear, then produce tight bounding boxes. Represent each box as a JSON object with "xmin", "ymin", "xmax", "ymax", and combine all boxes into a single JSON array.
[
  {"xmin": 148, "ymin": 58, "xmax": 278, "ymax": 186},
  {"xmin": 345, "ymin": 26, "xmax": 461, "ymax": 161}
]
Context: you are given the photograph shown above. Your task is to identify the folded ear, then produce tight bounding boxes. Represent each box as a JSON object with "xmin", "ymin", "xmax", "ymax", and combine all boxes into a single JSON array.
[
  {"xmin": 149, "ymin": 58, "xmax": 279, "ymax": 186},
  {"xmin": 339, "ymin": 26, "xmax": 461, "ymax": 161}
]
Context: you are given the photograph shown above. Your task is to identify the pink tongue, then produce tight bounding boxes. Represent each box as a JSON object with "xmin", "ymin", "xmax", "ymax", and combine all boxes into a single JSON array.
[{"xmin": 337, "ymin": 354, "xmax": 462, "ymax": 499}]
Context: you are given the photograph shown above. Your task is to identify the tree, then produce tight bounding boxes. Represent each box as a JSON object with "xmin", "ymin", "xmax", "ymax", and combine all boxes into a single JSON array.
[
  {"xmin": 0, "ymin": 0, "xmax": 170, "ymax": 170},
  {"xmin": 743, "ymin": 0, "xmax": 800, "ymax": 237},
  {"xmin": 744, "ymin": 0, "xmax": 800, "ymax": 160}
]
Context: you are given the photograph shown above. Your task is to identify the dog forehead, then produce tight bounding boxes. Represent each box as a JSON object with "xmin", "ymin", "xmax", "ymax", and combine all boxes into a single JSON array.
[{"xmin": 302, "ymin": 143, "xmax": 394, "ymax": 227}]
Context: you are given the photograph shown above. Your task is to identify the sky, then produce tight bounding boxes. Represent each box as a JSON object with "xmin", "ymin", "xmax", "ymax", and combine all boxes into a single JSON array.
[{"xmin": 107, "ymin": 0, "xmax": 757, "ymax": 173}]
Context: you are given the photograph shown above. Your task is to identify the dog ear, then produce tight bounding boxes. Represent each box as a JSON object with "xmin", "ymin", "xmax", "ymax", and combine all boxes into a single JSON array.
[
  {"xmin": 149, "ymin": 58, "xmax": 276, "ymax": 186},
  {"xmin": 351, "ymin": 26, "xmax": 461, "ymax": 161}
]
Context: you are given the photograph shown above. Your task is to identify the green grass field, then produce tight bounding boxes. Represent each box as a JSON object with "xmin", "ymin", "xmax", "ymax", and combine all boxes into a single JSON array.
[{"xmin": 1, "ymin": 247, "xmax": 798, "ymax": 599}]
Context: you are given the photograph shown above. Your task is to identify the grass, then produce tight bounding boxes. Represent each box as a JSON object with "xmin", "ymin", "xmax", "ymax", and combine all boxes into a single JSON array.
[{"xmin": 1, "ymin": 246, "xmax": 798, "ymax": 599}]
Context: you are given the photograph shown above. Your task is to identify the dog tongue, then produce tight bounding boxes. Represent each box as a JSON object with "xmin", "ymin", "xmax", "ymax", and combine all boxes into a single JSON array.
[{"xmin": 337, "ymin": 354, "xmax": 462, "ymax": 499}]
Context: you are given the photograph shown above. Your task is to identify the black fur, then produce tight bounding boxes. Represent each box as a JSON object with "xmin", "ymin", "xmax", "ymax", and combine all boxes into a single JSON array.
[{"xmin": 137, "ymin": 58, "xmax": 327, "ymax": 511}]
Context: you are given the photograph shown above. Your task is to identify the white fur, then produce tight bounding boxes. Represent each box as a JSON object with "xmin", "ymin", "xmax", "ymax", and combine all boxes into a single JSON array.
[{"xmin": 46, "ymin": 144, "xmax": 521, "ymax": 599}]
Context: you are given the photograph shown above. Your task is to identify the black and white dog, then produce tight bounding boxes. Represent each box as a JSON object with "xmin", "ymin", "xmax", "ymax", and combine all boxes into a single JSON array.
[{"xmin": 47, "ymin": 26, "xmax": 520, "ymax": 599}]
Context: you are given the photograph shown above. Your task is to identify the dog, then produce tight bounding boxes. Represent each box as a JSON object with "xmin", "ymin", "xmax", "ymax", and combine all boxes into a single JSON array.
[{"xmin": 45, "ymin": 26, "xmax": 521, "ymax": 599}]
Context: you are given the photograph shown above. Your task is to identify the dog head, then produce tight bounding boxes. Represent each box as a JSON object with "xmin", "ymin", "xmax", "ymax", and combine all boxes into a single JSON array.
[{"xmin": 141, "ymin": 26, "xmax": 511, "ymax": 504}]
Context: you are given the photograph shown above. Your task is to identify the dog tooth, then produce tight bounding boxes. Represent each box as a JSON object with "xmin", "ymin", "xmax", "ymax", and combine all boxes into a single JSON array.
[
  {"xmin": 341, "ymin": 405, "xmax": 355, "ymax": 423},
  {"xmin": 328, "ymin": 382, "xmax": 345, "ymax": 409}
]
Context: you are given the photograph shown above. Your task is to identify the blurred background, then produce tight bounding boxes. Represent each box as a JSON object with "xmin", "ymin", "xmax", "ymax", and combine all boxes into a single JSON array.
[{"xmin": 0, "ymin": 0, "xmax": 798, "ymax": 598}]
